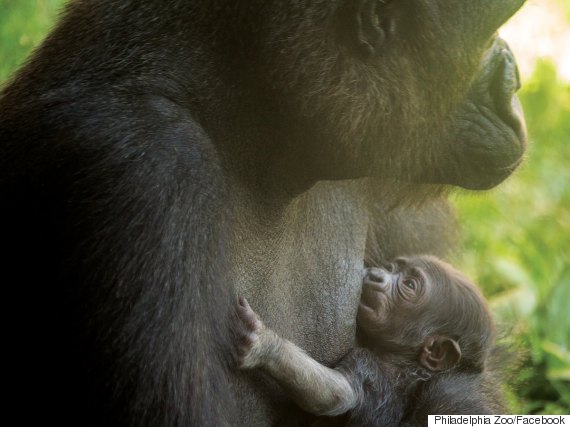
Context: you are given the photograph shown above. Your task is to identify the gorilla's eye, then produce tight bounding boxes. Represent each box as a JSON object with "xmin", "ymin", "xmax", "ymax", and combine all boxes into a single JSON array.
[
  {"xmin": 396, "ymin": 276, "xmax": 420, "ymax": 301},
  {"xmin": 403, "ymin": 279, "xmax": 417, "ymax": 291},
  {"xmin": 399, "ymin": 272, "xmax": 423, "ymax": 298}
]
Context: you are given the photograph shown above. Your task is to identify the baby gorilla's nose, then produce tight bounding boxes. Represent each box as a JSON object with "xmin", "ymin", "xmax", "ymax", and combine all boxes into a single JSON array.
[
  {"xmin": 367, "ymin": 268, "xmax": 386, "ymax": 283},
  {"xmin": 363, "ymin": 268, "xmax": 391, "ymax": 292}
]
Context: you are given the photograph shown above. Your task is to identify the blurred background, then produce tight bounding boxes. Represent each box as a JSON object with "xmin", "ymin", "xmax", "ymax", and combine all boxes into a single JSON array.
[
  {"xmin": 1, "ymin": 0, "xmax": 568, "ymax": 415},
  {"xmin": 455, "ymin": 0, "xmax": 570, "ymax": 413}
]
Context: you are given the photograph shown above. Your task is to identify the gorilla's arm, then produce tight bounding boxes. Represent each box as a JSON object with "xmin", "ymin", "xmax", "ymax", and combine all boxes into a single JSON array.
[
  {"xmin": 237, "ymin": 298, "xmax": 359, "ymax": 417},
  {"xmin": 67, "ymin": 109, "xmax": 237, "ymax": 425},
  {"xmin": 0, "ymin": 95, "xmax": 237, "ymax": 426}
]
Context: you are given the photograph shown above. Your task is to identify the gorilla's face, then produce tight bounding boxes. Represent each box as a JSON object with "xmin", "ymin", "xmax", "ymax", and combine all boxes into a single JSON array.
[{"xmin": 255, "ymin": 0, "xmax": 527, "ymax": 191}]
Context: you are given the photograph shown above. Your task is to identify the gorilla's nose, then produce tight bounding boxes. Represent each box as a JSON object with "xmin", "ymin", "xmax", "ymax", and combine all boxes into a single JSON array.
[
  {"xmin": 491, "ymin": 39, "xmax": 527, "ymax": 141},
  {"xmin": 363, "ymin": 268, "xmax": 391, "ymax": 291},
  {"xmin": 495, "ymin": 39, "xmax": 521, "ymax": 92},
  {"xmin": 367, "ymin": 268, "xmax": 386, "ymax": 282}
]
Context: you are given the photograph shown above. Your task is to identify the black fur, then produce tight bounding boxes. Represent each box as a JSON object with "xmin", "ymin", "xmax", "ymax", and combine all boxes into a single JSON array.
[{"xmin": 334, "ymin": 350, "xmax": 506, "ymax": 427}]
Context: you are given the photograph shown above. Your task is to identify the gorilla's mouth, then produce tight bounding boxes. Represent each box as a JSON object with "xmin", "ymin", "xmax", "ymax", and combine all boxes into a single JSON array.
[
  {"xmin": 357, "ymin": 286, "xmax": 388, "ymax": 333},
  {"xmin": 359, "ymin": 279, "xmax": 388, "ymax": 315}
]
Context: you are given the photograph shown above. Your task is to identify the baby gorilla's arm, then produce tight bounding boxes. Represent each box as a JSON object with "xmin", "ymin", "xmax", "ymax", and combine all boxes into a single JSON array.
[{"xmin": 237, "ymin": 298, "xmax": 359, "ymax": 417}]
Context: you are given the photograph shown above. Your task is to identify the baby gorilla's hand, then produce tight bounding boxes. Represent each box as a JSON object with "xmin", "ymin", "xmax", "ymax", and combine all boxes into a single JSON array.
[{"xmin": 236, "ymin": 297, "xmax": 267, "ymax": 369}]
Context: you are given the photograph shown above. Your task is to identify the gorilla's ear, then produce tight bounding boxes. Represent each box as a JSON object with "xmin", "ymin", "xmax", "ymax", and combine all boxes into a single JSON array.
[
  {"xmin": 353, "ymin": 0, "xmax": 394, "ymax": 59},
  {"xmin": 420, "ymin": 336, "xmax": 462, "ymax": 371}
]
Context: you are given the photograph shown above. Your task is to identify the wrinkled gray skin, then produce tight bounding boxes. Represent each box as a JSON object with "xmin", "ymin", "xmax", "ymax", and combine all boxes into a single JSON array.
[
  {"xmin": 0, "ymin": 0, "xmax": 526, "ymax": 426},
  {"xmin": 229, "ymin": 181, "xmax": 369, "ymax": 425}
]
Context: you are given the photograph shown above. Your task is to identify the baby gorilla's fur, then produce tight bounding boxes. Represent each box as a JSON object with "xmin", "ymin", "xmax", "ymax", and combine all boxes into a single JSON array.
[{"xmin": 237, "ymin": 256, "xmax": 504, "ymax": 426}]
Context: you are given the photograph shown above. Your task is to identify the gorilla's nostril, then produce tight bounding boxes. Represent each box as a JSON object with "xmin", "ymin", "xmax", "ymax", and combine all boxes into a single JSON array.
[
  {"xmin": 489, "ymin": 46, "xmax": 526, "ymax": 140},
  {"xmin": 367, "ymin": 268, "xmax": 386, "ymax": 283},
  {"xmin": 501, "ymin": 48, "xmax": 521, "ymax": 92},
  {"xmin": 513, "ymin": 59, "xmax": 521, "ymax": 92}
]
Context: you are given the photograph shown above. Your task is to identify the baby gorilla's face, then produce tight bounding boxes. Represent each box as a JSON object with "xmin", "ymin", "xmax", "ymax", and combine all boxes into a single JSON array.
[
  {"xmin": 357, "ymin": 256, "xmax": 492, "ymax": 371},
  {"xmin": 357, "ymin": 257, "xmax": 431, "ymax": 333}
]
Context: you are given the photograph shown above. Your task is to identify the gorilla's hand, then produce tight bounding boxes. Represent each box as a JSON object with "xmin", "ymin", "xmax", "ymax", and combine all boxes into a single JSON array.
[{"xmin": 236, "ymin": 298, "xmax": 270, "ymax": 370}]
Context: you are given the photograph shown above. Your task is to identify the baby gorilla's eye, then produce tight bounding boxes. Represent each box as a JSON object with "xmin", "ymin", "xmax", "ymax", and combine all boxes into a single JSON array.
[
  {"xmin": 403, "ymin": 279, "xmax": 417, "ymax": 291},
  {"xmin": 396, "ymin": 271, "xmax": 422, "ymax": 300}
]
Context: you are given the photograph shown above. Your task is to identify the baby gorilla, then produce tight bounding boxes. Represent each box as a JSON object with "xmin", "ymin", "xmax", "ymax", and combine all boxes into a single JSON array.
[{"xmin": 237, "ymin": 256, "xmax": 501, "ymax": 426}]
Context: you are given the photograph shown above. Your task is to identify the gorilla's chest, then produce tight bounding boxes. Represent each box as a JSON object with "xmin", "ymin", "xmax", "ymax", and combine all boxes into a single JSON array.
[{"xmin": 231, "ymin": 180, "xmax": 369, "ymax": 365}]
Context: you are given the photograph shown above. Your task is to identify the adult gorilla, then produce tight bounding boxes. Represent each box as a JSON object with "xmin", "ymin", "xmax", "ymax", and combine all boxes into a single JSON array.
[{"xmin": 0, "ymin": 0, "xmax": 526, "ymax": 426}]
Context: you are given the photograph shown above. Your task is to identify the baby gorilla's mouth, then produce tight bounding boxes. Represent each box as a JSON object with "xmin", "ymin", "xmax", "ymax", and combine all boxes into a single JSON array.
[
  {"xmin": 360, "ymin": 284, "xmax": 384, "ymax": 311},
  {"xmin": 358, "ymin": 300, "xmax": 376, "ymax": 315},
  {"xmin": 357, "ymin": 281, "xmax": 389, "ymax": 331},
  {"xmin": 358, "ymin": 268, "xmax": 392, "ymax": 316}
]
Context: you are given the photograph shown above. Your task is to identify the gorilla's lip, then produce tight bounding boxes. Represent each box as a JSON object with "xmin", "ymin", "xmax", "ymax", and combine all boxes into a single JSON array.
[
  {"xmin": 358, "ymin": 301, "xmax": 375, "ymax": 314},
  {"xmin": 502, "ymin": 94, "xmax": 527, "ymax": 145},
  {"xmin": 359, "ymin": 281, "xmax": 388, "ymax": 314}
]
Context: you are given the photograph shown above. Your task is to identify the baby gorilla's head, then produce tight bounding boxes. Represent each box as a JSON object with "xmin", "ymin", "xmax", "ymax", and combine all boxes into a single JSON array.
[{"xmin": 357, "ymin": 255, "xmax": 494, "ymax": 373}]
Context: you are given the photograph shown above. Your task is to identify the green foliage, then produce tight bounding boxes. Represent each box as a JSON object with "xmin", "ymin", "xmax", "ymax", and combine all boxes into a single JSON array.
[
  {"xmin": 0, "ymin": 0, "xmax": 65, "ymax": 84},
  {"xmin": 1, "ymin": 0, "xmax": 568, "ymax": 415},
  {"xmin": 453, "ymin": 61, "xmax": 570, "ymax": 413}
]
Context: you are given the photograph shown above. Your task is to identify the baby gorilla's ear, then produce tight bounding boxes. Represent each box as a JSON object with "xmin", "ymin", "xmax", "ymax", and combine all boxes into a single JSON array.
[{"xmin": 420, "ymin": 336, "xmax": 462, "ymax": 371}]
